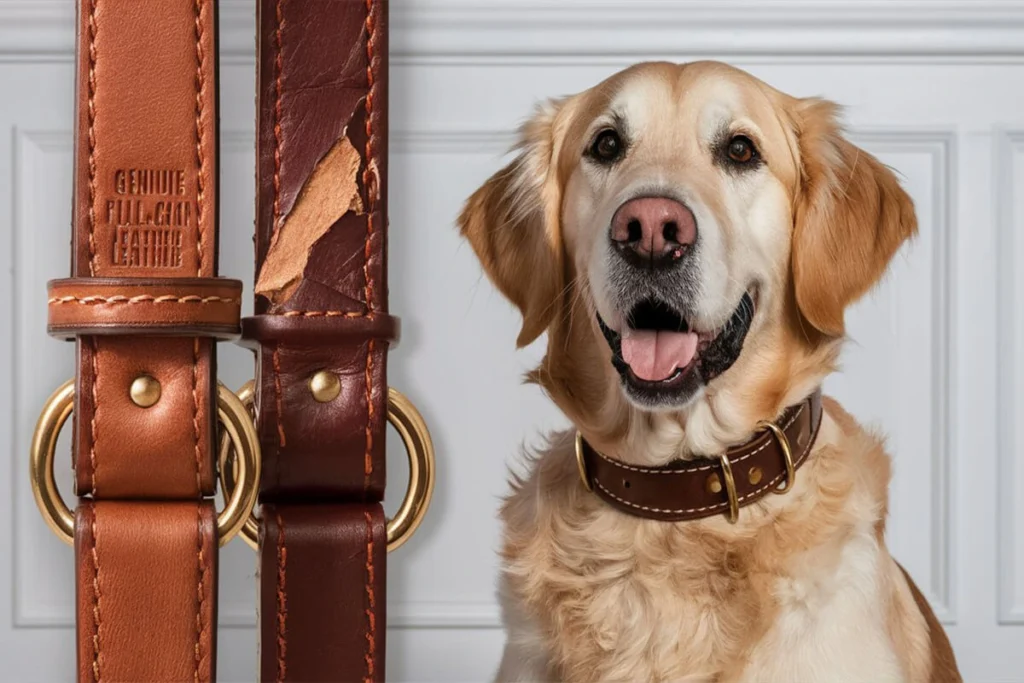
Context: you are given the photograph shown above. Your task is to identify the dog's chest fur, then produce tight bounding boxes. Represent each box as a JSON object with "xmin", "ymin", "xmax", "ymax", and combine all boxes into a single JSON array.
[{"xmin": 499, "ymin": 415, "xmax": 913, "ymax": 682}]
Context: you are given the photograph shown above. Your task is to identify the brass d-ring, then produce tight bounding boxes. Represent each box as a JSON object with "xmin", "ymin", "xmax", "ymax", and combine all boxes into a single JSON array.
[
  {"xmin": 385, "ymin": 388, "xmax": 436, "ymax": 552},
  {"xmin": 758, "ymin": 420, "xmax": 796, "ymax": 494},
  {"xmin": 718, "ymin": 453, "xmax": 740, "ymax": 524},
  {"xmin": 221, "ymin": 382, "xmax": 435, "ymax": 553},
  {"xmin": 218, "ymin": 380, "xmax": 259, "ymax": 550},
  {"xmin": 30, "ymin": 379, "xmax": 261, "ymax": 548},
  {"xmin": 574, "ymin": 431, "xmax": 593, "ymax": 492}
]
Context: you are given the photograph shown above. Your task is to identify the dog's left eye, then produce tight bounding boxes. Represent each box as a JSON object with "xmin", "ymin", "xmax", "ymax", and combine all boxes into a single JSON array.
[
  {"xmin": 589, "ymin": 129, "xmax": 625, "ymax": 163},
  {"xmin": 726, "ymin": 136, "xmax": 757, "ymax": 164}
]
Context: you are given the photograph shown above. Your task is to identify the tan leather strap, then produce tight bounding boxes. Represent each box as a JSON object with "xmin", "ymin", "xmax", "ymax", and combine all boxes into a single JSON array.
[
  {"xmin": 581, "ymin": 389, "xmax": 823, "ymax": 522},
  {"xmin": 48, "ymin": 277, "xmax": 242, "ymax": 339},
  {"xmin": 58, "ymin": 1, "xmax": 232, "ymax": 679},
  {"xmin": 243, "ymin": 1, "xmax": 391, "ymax": 680}
]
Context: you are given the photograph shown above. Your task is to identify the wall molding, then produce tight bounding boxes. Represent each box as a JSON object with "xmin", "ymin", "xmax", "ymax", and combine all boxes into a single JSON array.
[
  {"xmin": 996, "ymin": 129, "xmax": 1024, "ymax": 624},
  {"xmin": 10, "ymin": 127, "xmax": 75, "ymax": 632},
  {"xmin": 15, "ymin": 600, "xmax": 503, "ymax": 631},
  {"xmin": 851, "ymin": 129, "xmax": 957, "ymax": 623},
  {"xmin": 393, "ymin": 130, "xmax": 515, "ymax": 156},
  {"xmin": 3, "ymin": 1, "xmax": 1024, "ymax": 64}
]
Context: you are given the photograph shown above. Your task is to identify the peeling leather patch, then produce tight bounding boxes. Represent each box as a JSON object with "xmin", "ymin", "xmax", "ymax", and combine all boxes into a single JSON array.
[{"xmin": 256, "ymin": 134, "xmax": 364, "ymax": 304}]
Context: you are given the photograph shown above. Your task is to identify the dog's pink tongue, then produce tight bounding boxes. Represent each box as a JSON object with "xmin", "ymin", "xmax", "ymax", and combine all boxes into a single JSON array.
[{"xmin": 621, "ymin": 329, "xmax": 699, "ymax": 381}]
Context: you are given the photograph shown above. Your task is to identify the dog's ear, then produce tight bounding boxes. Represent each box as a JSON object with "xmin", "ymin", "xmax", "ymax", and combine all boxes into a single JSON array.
[
  {"xmin": 458, "ymin": 98, "xmax": 571, "ymax": 347},
  {"xmin": 789, "ymin": 99, "xmax": 918, "ymax": 337}
]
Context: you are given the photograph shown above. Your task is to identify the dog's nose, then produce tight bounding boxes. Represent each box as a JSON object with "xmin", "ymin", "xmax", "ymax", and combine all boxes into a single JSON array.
[{"xmin": 610, "ymin": 197, "xmax": 696, "ymax": 268}]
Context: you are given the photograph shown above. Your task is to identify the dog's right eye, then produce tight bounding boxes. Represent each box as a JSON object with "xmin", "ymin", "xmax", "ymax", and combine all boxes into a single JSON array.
[{"xmin": 589, "ymin": 129, "xmax": 624, "ymax": 163}]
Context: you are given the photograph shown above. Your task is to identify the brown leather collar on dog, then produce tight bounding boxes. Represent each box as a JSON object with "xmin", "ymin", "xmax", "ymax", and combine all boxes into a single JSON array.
[{"xmin": 578, "ymin": 389, "xmax": 823, "ymax": 523}]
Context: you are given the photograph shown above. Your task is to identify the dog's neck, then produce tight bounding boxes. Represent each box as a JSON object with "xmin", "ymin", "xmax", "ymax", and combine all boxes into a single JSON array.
[{"xmin": 584, "ymin": 375, "xmax": 826, "ymax": 468}]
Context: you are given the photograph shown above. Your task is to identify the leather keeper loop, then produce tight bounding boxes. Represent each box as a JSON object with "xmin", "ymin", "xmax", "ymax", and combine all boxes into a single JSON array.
[
  {"xmin": 48, "ymin": 277, "xmax": 243, "ymax": 339},
  {"xmin": 239, "ymin": 312, "xmax": 400, "ymax": 348}
]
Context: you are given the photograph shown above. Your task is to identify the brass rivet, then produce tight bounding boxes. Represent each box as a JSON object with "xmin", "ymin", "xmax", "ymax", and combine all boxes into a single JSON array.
[
  {"xmin": 748, "ymin": 466, "xmax": 763, "ymax": 485},
  {"xmin": 129, "ymin": 375, "xmax": 161, "ymax": 408},
  {"xmin": 706, "ymin": 473, "xmax": 723, "ymax": 494},
  {"xmin": 309, "ymin": 370, "xmax": 341, "ymax": 403}
]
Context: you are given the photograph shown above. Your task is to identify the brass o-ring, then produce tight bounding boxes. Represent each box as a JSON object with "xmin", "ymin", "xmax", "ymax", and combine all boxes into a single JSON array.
[
  {"xmin": 31, "ymin": 380, "xmax": 261, "ymax": 548},
  {"xmin": 220, "ymin": 382, "xmax": 434, "ymax": 553}
]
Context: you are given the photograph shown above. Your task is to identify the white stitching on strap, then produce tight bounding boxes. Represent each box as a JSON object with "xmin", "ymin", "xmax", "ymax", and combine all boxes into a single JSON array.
[
  {"xmin": 594, "ymin": 481, "xmax": 729, "ymax": 515},
  {"xmin": 595, "ymin": 465, "xmax": 790, "ymax": 515}
]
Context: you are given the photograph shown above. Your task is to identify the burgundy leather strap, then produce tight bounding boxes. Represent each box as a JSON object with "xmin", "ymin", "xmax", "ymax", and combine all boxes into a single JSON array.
[
  {"xmin": 56, "ymin": 1, "xmax": 231, "ymax": 679},
  {"xmin": 244, "ymin": 1, "xmax": 391, "ymax": 680},
  {"xmin": 582, "ymin": 389, "xmax": 823, "ymax": 522},
  {"xmin": 258, "ymin": 506, "xmax": 387, "ymax": 682}
]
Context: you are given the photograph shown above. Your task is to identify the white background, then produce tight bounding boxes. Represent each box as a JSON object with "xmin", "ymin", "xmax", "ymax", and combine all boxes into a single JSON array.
[{"xmin": 1, "ymin": 1, "xmax": 1023, "ymax": 681}]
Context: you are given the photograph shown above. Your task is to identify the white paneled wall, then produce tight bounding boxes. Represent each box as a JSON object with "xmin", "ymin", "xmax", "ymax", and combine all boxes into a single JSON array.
[
  {"xmin": 998, "ymin": 130, "xmax": 1024, "ymax": 627},
  {"xmin": 1, "ymin": 1, "xmax": 1023, "ymax": 681}
]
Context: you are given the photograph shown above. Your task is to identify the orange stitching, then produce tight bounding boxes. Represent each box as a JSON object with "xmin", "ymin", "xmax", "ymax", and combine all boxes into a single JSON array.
[
  {"xmin": 194, "ymin": 508, "xmax": 205, "ymax": 683},
  {"xmin": 49, "ymin": 295, "xmax": 237, "ymax": 305},
  {"xmin": 272, "ymin": 345, "xmax": 286, "ymax": 449},
  {"xmin": 362, "ymin": 6, "xmax": 380, "ymax": 678},
  {"xmin": 363, "ymin": 511, "xmax": 376, "ymax": 683},
  {"xmin": 192, "ymin": 338, "xmax": 202, "ymax": 495},
  {"xmin": 86, "ymin": 0, "xmax": 98, "ymax": 276},
  {"xmin": 190, "ymin": 343, "xmax": 204, "ymax": 678},
  {"xmin": 362, "ymin": 0, "xmax": 378, "ymax": 315},
  {"xmin": 193, "ymin": 10, "xmax": 209, "ymax": 672},
  {"xmin": 193, "ymin": 0, "xmax": 207, "ymax": 275},
  {"xmin": 364, "ymin": 339, "xmax": 375, "ymax": 493},
  {"xmin": 89, "ymin": 338, "xmax": 99, "ymax": 493},
  {"xmin": 279, "ymin": 310, "xmax": 365, "ymax": 318},
  {"xmin": 271, "ymin": 0, "xmax": 284, "ymax": 236},
  {"xmin": 91, "ymin": 512, "xmax": 102, "ymax": 682},
  {"xmin": 276, "ymin": 511, "xmax": 287, "ymax": 683}
]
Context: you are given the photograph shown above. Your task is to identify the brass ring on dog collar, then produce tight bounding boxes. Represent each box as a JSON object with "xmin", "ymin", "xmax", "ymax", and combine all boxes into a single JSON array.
[
  {"xmin": 220, "ymin": 381, "xmax": 435, "ymax": 553},
  {"xmin": 718, "ymin": 453, "xmax": 740, "ymax": 524},
  {"xmin": 31, "ymin": 379, "xmax": 261, "ymax": 548},
  {"xmin": 758, "ymin": 420, "xmax": 795, "ymax": 494},
  {"xmin": 574, "ymin": 431, "xmax": 594, "ymax": 492}
]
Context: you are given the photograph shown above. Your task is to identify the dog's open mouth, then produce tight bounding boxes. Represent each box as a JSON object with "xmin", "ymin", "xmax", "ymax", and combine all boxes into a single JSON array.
[{"xmin": 597, "ymin": 292, "xmax": 756, "ymax": 406}]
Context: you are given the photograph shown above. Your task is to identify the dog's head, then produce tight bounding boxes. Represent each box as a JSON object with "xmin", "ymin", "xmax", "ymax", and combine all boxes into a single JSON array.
[{"xmin": 459, "ymin": 61, "xmax": 916, "ymax": 457}]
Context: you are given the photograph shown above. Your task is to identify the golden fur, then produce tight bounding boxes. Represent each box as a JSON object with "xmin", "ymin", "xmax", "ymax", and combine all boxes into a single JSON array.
[{"xmin": 458, "ymin": 61, "xmax": 960, "ymax": 682}]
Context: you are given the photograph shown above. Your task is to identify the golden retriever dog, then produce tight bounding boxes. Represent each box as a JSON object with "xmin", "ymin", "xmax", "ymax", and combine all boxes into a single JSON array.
[{"xmin": 458, "ymin": 61, "xmax": 962, "ymax": 683}]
